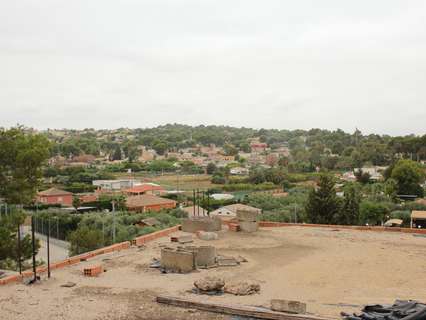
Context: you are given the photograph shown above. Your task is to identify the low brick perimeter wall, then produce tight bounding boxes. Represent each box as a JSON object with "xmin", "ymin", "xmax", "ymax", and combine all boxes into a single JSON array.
[
  {"xmin": 258, "ymin": 221, "xmax": 426, "ymax": 234},
  {"xmin": 0, "ymin": 225, "xmax": 180, "ymax": 286}
]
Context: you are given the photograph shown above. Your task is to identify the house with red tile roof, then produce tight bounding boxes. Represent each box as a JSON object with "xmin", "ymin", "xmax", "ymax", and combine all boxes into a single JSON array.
[
  {"xmin": 124, "ymin": 183, "xmax": 165, "ymax": 196},
  {"xmin": 126, "ymin": 194, "xmax": 176, "ymax": 213},
  {"xmin": 37, "ymin": 188, "xmax": 73, "ymax": 206}
]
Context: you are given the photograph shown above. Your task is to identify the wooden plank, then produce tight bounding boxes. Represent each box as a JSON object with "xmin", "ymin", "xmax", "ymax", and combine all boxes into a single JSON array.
[{"xmin": 156, "ymin": 295, "xmax": 331, "ymax": 320}]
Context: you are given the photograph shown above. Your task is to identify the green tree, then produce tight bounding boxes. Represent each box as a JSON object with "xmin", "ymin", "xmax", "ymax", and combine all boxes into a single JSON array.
[
  {"xmin": 305, "ymin": 174, "xmax": 340, "ymax": 224},
  {"xmin": 0, "ymin": 212, "xmax": 39, "ymax": 270},
  {"xmin": 359, "ymin": 201, "xmax": 390, "ymax": 226},
  {"xmin": 390, "ymin": 159, "xmax": 425, "ymax": 197},
  {"xmin": 0, "ymin": 127, "xmax": 50, "ymax": 204},
  {"xmin": 72, "ymin": 195, "xmax": 82, "ymax": 211},
  {"xmin": 337, "ymin": 184, "xmax": 360, "ymax": 225},
  {"xmin": 68, "ymin": 226, "xmax": 104, "ymax": 255},
  {"xmin": 111, "ymin": 145, "xmax": 122, "ymax": 161},
  {"xmin": 206, "ymin": 162, "xmax": 217, "ymax": 175},
  {"xmin": 355, "ymin": 169, "xmax": 371, "ymax": 184},
  {"xmin": 384, "ymin": 178, "xmax": 398, "ymax": 202}
]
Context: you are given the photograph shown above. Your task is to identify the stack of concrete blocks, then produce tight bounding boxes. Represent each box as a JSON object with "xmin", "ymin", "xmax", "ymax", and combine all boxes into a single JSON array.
[
  {"xmin": 184, "ymin": 245, "xmax": 217, "ymax": 268},
  {"xmin": 160, "ymin": 245, "xmax": 217, "ymax": 272},
  {"xmin": 181, "ymin": 216, "xmax": 222, "ymax": 233},
  {"xmin": 160, "ymin": 247, "xmax": 196, "ymax": 273},
  {"xmin": 236, "ymin": 209, "xmax": 259, "ymax": 233}
]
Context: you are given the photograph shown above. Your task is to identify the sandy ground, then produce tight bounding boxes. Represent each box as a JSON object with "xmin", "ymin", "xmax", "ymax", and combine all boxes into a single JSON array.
[{"xmin": 1, "ymin": 226, "xmax": 426, "ymax": 320}]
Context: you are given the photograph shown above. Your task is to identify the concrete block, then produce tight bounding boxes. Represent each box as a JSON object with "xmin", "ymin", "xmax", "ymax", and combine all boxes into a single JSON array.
[
  {"xmin": 236, "ymin": 210, "xmax": 260, "ymax": 222},
  {"xmin": 239, "ymin": 221, "xmax": 259, "ymax": 232},
  {"xmin": 270, "ymin": 299, "xmax": 307, "ymax": 314},
  {"xmin": 160, "ymin": 248, "xmax": 195, "ymax": 273},
  {"xmin": 196, "ymin": 231, "xmax": 219, "ymax": 240},
  {"xmin": 185, "ymin": 246, "xmax": 216, "ymax": 267},
  {"xmin": 182, "ymin": 217, "xmax": 222, "ymax": 233}
]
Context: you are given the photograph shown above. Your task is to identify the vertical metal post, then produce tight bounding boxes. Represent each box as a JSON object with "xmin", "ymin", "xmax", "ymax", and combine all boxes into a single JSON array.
[
  {"xmin": 112, "ymin": 200, "xmax": 116, "ymax": 243},
  {"xmin": 47, "ymin": 219, "xmax": 51, "ymax": 278},
  {"xmin": 193, "ymin": 190, "xmax": 196, "ymax": 217},
  {"xmin": 31, "ymin": 216, "xmax": 37, "ymax": 282},
  {"xmin": 17, "ymin": 223, "xmax": 22, "ymax": 274},
  {"xmin": 207, "ymin": 192, "xmax": 210, "ymax": 216},
  {"xmin": 197, "ymin": 189, "xmax": 200, "ymax": 216},
  {"xmin": 56, "ymin": 217, "xmax": 59, "ymax": 239},
  {"xmin": 202, "ymin": 191, "xmax": 205, "ymax": 216}
]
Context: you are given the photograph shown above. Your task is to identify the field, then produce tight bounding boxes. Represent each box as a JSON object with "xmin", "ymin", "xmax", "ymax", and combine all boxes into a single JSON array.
[
  {"xmin": 114, "ymin": 173, "xmax": 220, "ymax": 191},
  {"xmin": 2, "ymin": 226, "xmax": 426, "ymax": 320}
]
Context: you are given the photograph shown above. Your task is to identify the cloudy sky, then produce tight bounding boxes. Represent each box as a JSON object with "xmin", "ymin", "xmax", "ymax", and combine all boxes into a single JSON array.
[{"xmin": 1, "ymin": 0, "xmax": 425, "ymax": 135}]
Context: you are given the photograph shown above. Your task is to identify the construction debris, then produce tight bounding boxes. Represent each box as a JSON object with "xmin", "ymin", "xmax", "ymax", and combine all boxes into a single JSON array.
[
  {"xmin": 149, "ymin": 258, "xmax": 161, "ymax": 268},
  {"xmin": 194, "ymin": 276, "xmax": 225, "ymax": 294},
  {"xmin": 224, "ymin": 281, "xmax": 260, "ymax": 296},
  {"xmin": 170, "ymin": 234, "xmax": 193, "ymax": 244},
  {"xmin": 156, "ymin": 295, "xmax": 328, "ymax": 320},
  {"xmin": 341, "ymin": 300, "xmax": 426, "ymax": 320},
  {"xmin": 83, "ymin": 265, "xmax": 104, "ymax": 277},
  {"xmin": 271, "ymin": 299, "xmax": 307, "ymax": 314},
  {"xmin": 60, "ymin": 282, "xmax": 77, "ymax": 288},
  {"xmin": 216, "ymin": 256, "xmax": 239, "ymax": 267}
]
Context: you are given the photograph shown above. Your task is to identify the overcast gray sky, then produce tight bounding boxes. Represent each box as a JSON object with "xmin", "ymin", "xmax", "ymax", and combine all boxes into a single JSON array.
[{"xmin": 1, "ymin": 0, "xmax": 425, "ymax": 135}]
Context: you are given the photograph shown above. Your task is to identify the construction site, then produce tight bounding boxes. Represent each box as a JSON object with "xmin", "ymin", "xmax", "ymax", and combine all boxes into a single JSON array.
[{"xmin": 1, "ymin": 211, "xmax": 426, "ymax": 320}]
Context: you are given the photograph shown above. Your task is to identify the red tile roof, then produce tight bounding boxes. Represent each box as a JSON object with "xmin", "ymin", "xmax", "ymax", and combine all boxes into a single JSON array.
[
  {"xmin": 125, "ymin": 184, "xmax": 164, "ymax": 194},
  {"xmin": 126, "ymin": 194, "xmax": 176, "ymax": 208},
  {"xmin": 38, "ymin": 188, "xmax": 72, "ymax": 196}
]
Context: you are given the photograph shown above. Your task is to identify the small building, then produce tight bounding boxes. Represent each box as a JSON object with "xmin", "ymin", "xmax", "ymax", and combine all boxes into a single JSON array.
[
  {"xmin": 411, "ymin": 211, "xmax": 426, "ymax": 228},
  {"xmin": 210, "ymin": 203, "xmax": 261, "ymax": 220},
  {"xmin": 37, "ymin": 188, "xmax": 73, "ymax": 207},
  {"xmin": 126, "ymin": 194, "xmax": 177, "ymax": 213},
  {"xmin": 93, "ymin": 179, "xmax": 142, "ymax": 191},
  {"xmin": 124, "ymin": 183, "xmax": 165, "ymax": 196},
  {"xmin": 229, "ymin": 167, "xmax": 249, "ymax": 175}
]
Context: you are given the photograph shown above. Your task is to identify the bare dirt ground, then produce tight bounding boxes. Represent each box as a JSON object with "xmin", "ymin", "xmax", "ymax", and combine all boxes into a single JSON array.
[{"xmin": 1, "ymin": 226, "xmax": 426, "ymax": 320}]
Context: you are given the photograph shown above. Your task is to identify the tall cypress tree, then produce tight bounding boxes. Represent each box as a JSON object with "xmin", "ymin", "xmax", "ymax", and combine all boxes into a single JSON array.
[
  {"xmin": 338, "ymin": 184, "xmax": 360, "ymax": 225},
  {"xmin": 305, "ymin": 174, "xmax": 340, "ymax": 224}
]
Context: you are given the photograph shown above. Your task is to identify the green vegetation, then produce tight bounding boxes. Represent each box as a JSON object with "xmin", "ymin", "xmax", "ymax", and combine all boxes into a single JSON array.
[
  {"xmin": 305, "ymin": 174, "xmax": 341, "ymax": 224},
  {"xmin": 0, "ymin": 211, "xmax": 40, "ymax": 270}
]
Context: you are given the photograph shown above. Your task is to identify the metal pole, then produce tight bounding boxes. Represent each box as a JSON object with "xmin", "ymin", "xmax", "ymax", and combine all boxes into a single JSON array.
[
  {"xmin": 31, "ymin": 216, "xmax": 37, "ymax": 282},
  {"xmin": 112, "ymin": 200, "xmax": 116, "ymax": 243},
  {"xmin": 17, "ymin": 223, "xmax": 22, "ymax": 274},
  {"xmin": 202, "ymin": 191, "xmax": 205, "ymax": 216},
  {"xmin": 56, "ymin": 217, "xmax": 59, "ymax": 239},
  {"xmin": 47, "ymin": 219, "xmax": 51, "ymax": 278},
  {"xmin": 197, "ymin": 189, "xmax": 200, "ymax": 216},
  {"xmin": 193, "ymin": 190, "xmax": 196, "ymax": 217},
  {"xmin": 207, "ymin": 192, "xmax": 210, "ymax": 216}
]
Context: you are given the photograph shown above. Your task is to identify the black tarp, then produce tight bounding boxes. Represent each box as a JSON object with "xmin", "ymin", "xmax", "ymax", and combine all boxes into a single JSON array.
[{"xmin": 342, "ymin": 300, "xmax": 426, "ymax": 320}]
